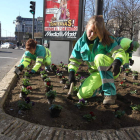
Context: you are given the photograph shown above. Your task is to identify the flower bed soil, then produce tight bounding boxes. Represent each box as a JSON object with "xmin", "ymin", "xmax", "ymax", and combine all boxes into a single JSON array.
[{"xmin": 3, "ymin": 63, "xmax": 140, "ymax": 131}]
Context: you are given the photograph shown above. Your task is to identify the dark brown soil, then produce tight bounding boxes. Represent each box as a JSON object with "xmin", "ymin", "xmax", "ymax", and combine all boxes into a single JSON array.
[{"xmin": 3, "ymin": 62, "xmax": 140, "ymax": 131}]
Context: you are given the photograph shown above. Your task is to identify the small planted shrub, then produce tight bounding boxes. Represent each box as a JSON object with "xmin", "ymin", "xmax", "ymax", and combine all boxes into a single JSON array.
[
  {"xmin": 40, "ymin": 70, "xmax": 46, "ymax": 75},
  {"xmin": 133, "ymin": 82, "xmax": 139, "ymax": 86},
  {"xmin": 132, "ymin": 73, "xmax": 138, "ymax": 80},
  {"xmin": 42, "ymin": 74, "xmax": 48, "ymax": 80},
  {"xmin": 49, "ymin": 104, "xmax": 63, "ymax": 117},
  {"xmin": 73, "ymin": 86, "xmax": 79, "ymax": 95},
  {"xmin": 62, "ymin": 64, "xmax": 68, "ymax": 71},
  {"xmin": 114, "ymin": 110, "xmax": 125, "ymax": 118},
  {"xmin": 26, "ymin": 86, "xmax": 32, "ymax": 91},
  {"xmin": 22, "ymin": 78, "xmax": 30, "ymax": 87},
  {"xmin": 83, "ymin": 112, "xmax": 96, "ymax": 121},
  {"xmin": 64, "ymin": 80, "xmax": 70, "ymax": 89},
  {"xmin": 124, "ymin": 68, "xmax": 131, "ymax": 76},
  {"xmin": 132, "ymin": 70, "xmax": 138, "ymax": 74},
  {"xmin": 18, "ymin": 97, "xmax": 34, "ymax": 110},
  {"xmin": 130, "ymin": 90, "xmax": 137, "ymax": 94},
  {"xmin": 131, "ymin": 104, "xmax": 140, "ymax": 112},
  {"xmin": 46, "ymin": 90, "xmax": 56, "ymax": 104},
  {"xmin": 80, "ymin": 76, "xmax": 86, "ymax": 84},
  {"xmin": 61, "ymin": 76, "xmax": 68, "ymax": 84},
  {"xmin": 56, "ymin": 72, "xmax": 63, "ymax": 79},
  {"xmin": 20, "ymin": 86, "xmax": 31, "ymax": 98},
  {"xmin": 23, "ymin": 71, "xmax": 31, "ymax": 78},
  {"xmin": 46, "ymin": 90, "xmax": 56, "ymax": 98},
  {"xmin": 45, "ymin": 82, "xmax": 53, "ymax": 92},
  {"xmin": 59, "ymin": 61, "xmax": 64, "ymax": 67},
  {"xmin": 44, "ymin": 77, "xmax": 51, "ymax": 84},
  {"xmin": 119, "ymin": 81, "xmax": 128, "ymax": 88},
  {"xmin": 75, "ymin": 98, "xmax": 87, "ymax": 109},
  {"xmin": 51, "ymin": 64, "xmax": 57, "ymax": 72},
  {"xmin": 75, "ymin": 73, "xmax": 81, "ymax": 81}
]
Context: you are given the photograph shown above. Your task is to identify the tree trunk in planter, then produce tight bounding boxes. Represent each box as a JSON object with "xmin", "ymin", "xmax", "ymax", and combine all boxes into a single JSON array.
[
  {"xmin": 133, "ymin": 75, "xmax": 138, "ymax": 80},
  {"xmin": 47, "ymin": 97, "xmax": 55, "ymax": 104},
  {"xmin": 50, "ymin": 109, "xmax": 61, "ymax": 117}
]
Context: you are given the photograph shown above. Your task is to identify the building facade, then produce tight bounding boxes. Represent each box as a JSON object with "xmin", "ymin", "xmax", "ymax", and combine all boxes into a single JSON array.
[{"xmin": 14, "ymin": 16, "xmax": 43, "ymax": 42}]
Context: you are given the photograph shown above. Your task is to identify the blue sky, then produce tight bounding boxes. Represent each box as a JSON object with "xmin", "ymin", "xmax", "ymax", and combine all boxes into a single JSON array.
[{"xmin": 0, "ymin": 0, "xmax": 43, "ymax": 37}]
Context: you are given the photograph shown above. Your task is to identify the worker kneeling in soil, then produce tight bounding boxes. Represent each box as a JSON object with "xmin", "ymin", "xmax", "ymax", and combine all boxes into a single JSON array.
[
  {"xmin": 68, "ymin": 15, "xmax": 126, "ymax": 105},
  {"xmin": 115, "ymin": 37, "xmax": 140, "ymax": 69},
  {"xmin": 14, "ymin": 39, "xmax": 51, "ymax": 75}
]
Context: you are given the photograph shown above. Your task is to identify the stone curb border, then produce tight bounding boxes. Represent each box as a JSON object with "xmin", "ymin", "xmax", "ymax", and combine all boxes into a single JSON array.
[
  {"xmin": 0, "ymin": 60, "xmax": 20, "ymax": 108},
  {"xmin": 0, "ymin": 61, "xmax": 140, "ymax": 139}
]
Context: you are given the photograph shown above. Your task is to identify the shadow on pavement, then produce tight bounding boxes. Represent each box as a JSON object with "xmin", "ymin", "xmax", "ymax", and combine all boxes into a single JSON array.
[{"xmin": 0, "ymin": 51, "xmax": 12, "ymax": 53}]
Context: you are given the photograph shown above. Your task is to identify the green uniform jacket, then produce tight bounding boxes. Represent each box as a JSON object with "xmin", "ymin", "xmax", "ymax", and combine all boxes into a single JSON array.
[
  {"xmin": 20, "ymin": 45, "xmax": 51, "ymax": 72},
  {"xmin": 115, "ymin": 37, "xmax": 133, "ymax": 58},
  {"xmin": 68, "ymin": 31, "xmax": 126, "ymax": 73}
]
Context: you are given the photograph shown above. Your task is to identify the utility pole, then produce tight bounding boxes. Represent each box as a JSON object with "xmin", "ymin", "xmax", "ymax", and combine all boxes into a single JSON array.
[
  {"xmin": 30, "ymin": 1, "xmax": 36, "ymax": 39},
  {"xmin": 95, "ymin": 0, "xmax": 103, "ymax": 15}
]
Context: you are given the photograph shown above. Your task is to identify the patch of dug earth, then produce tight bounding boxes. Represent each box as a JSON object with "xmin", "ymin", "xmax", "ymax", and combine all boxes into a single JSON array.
[{"xmin": 3, "ymin": 63, "xmax": 140, "ymax": 131}]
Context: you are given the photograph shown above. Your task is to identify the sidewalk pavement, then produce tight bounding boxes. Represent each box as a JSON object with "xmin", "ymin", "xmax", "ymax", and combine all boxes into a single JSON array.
[
  {"xmin": 15, "ymin": 46, "xmax": 25, "ymax": 50},
  {"xmin": 0, "ymin": 61, "xmax": 140, "ymax": 140}
]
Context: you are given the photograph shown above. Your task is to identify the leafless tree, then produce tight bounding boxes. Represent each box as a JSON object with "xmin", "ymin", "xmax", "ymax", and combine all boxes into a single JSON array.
[
  {"xmin": 111, "ymin": 0, "xmax": 140, "ymax": 39},
  {"xmin": 84, "ymin": 0, "xmax": 140, "ymax": 40}
]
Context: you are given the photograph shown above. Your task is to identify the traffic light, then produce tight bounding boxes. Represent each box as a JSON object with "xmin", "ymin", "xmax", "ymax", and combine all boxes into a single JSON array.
[{"xmin": 30, "ymin": 1, "xmax": 35, "ymax": 15}]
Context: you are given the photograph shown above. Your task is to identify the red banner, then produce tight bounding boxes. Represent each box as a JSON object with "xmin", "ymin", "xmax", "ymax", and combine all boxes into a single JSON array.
[{"xmin": 44, "ymin": 0, "xmax": 81, "ymax": 40}]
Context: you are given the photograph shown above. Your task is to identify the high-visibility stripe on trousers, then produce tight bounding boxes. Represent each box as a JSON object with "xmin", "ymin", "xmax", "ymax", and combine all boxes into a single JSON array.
[{"xmin": 77, "ymin": 54, "xmax": 119, "ymax": 99}]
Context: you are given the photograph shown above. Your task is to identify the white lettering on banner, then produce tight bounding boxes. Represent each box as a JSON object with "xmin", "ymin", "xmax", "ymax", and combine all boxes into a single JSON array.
[
  {"xmin": 45, "ymin": 31, "xmax": 77, "ymax": 38},
  {"xmin": 44, "ymin": 27, "xmax": 78, "ymax": 31}
]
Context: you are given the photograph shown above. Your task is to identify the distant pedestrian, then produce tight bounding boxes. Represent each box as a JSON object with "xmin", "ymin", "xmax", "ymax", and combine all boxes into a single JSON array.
[
  {"xmin": 22, "ymin": 42, "xmax": 25, "ymax": 49},
  {"xmin": 17, "ymin": 41, "xmax": 19, "ymax": 49}
]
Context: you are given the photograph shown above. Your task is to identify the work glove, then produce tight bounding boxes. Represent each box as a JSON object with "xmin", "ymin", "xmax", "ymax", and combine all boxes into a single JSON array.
[
  {"xmin": 69, "ymin": 71, "xmax": 75, "ymax": 84},
  {"xmin": 14, "ymin": 65, "xmax": 24, "ymax": 76},
  {"xmin": 129, "ymin": 59, "xmax": 134, "ymax": 66},
  {"xmin": 106, "ymin": 59, "xmax": 122, "ymax": 76}
]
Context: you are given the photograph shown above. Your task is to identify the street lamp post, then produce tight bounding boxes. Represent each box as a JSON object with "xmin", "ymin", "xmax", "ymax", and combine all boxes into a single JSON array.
[
  {"xmin": 23, "ymin": 23, "xmax": 26, "ymax": 43},
  {"xmin": 95, "ymin": 0, "xmax": 103, "ymax": 15}
]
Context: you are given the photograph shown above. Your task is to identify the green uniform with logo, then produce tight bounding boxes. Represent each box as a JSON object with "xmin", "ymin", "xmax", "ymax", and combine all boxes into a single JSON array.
[
  {"xmin": 19, "ymin": 44, "xmax": 51, "ymax": 72},
  {"xmin": 68, "ymin": 31, "xmax": 126, "ymax": 99}
]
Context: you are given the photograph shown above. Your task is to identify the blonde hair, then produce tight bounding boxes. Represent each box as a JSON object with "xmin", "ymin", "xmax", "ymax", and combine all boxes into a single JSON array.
[{"xmin": 87, "ymin": 15, "xmax": 114, "ymax": 46}]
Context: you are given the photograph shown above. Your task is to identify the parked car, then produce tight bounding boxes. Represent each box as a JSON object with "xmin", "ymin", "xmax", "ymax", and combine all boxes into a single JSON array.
[{"xmin": 1, "ymin": 42, "xmax": 16, "ymax": 49}]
